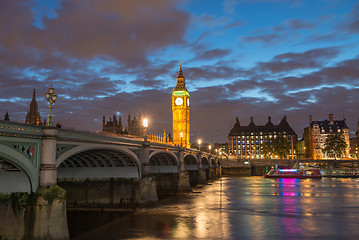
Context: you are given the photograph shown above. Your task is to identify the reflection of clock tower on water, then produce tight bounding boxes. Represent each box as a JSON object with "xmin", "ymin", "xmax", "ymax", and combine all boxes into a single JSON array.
[{"xmin": 172, "ymin": 64, "xmax": 190, "ymax": 148}]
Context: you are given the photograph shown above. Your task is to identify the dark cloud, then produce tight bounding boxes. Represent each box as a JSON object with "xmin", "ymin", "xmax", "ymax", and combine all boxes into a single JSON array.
[
  {"xmin": 242, "ymin": 33, "xmax": 282, "ymax": 44},
  {"xmin": 346, "ymin": 3, "xmax": 359, "ymax": 33},
  {"xmin": 257, "ymin": 47, "xmax": 341, "ymax": 73},
  {"xmin": 274, "ymin": 19, "xmax": 314, "ymax": 31},
  {"xmin": 243, "ymin": 18, "xmax": 315, "ymax": 45},
  {"xmin": 0, "ymin": 0, "xmax": 189, "ymax": 67},
  {"xmin": 193, "ymin": 49, "xmax": 231, "ymax": 61},
  {"xmin": 186, "ymin": 65, "xmax": 244, "ymax": 82},
  {"xmin": 131, "ymin": 79, "xmax": 164, "ymax": 88},
  {"xmin": 223, "ymin": 20, "xmax": 244, "ymax": 29}
]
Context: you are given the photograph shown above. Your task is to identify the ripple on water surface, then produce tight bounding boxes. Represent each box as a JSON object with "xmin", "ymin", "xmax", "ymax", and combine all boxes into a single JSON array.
[{"xmin": 68, "ymin": 177, "xmax": 359, "ymax": 240}]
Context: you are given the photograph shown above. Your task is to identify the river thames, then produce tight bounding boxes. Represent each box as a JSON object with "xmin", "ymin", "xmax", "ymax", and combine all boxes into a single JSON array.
[{"xmin": 68, "ymin": 176, "xmax": 359, "ymax": 240}]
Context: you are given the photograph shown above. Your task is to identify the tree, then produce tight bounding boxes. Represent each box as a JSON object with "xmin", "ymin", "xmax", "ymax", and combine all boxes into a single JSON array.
[
  {"xmin": 261, "ymin": 135, "xmax": 291, "ymax": 159},
  {"xmin": 261, "ymin": 140, "xmax": 274, "ymax": 159},
  {"xmin": 273, "ymin": 135, "xmax": 291, "ymax": 159},
  {"xmin": 323, "ymin": 133, "xmax": 347, "ymax": 159}
]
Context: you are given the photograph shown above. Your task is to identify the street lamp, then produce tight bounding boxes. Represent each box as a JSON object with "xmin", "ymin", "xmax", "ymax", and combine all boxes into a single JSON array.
[
  {"xmin": 143, "ymin": 118, "xmax": 148, "ymax": 140},
  {"xmin": 198, "ymin": 139, "xmax": 201, "ymax": 150},
  {"xmin": 45, "ymin": 85, "xmax": 57, "ymax": 126},
  {"xmin": 180, "ymin": 132, "xmax": 183, "ymax": 147},
  {"xmin": 208, "ymin": 145, "xmax": 212, "ymax": 153}
]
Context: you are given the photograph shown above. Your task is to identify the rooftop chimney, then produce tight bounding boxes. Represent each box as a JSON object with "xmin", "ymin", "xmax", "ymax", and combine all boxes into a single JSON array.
[
  {"xmin": 329, "ymin": 114, "xmax": 334, "ymax": 125},
  {"xmin": 268, "ymin": 116, "xmax": 271, "ymax": 123}
]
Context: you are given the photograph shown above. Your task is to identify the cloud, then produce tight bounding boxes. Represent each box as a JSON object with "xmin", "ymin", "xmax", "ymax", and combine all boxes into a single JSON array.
[
  {"xmin": 131, "ymin": 79, "xmax": 165, "ymax": 88},
  {"xmin": 275, "ymin": 19, "xmax": 314, "ymax": 31},
  {"xmin": 223, "ymin": 0, "xmax": 237, "ymax": 15},
  {"xmin": 242, "ymin": 18, "xmax": 315, "ymax": 45},
  {"xmin": 242, "ymin": 33, "xmax": 282, "ymax": 44},
  {"xmin": 346, "ymin": 3, "xmax": 359, "ymax": 33},
  {"xmin": 0, "ymin": 0, "xmax": 190, "ymax": 67},
  {"xmin": 223, "ymin": 20, "xmax": 244, "ymax": 29},
  {"xmin": 257, "ymin": 47, "xmax": 341, "ymax": 73},
  {"xmin": 192, "ymin": 49, "xmax": 231, "ymax": 61}
]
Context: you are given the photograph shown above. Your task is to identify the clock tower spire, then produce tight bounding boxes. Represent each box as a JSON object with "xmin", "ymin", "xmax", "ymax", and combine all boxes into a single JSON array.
[{"xmin": 172, "ymin": 64, "xmax": 190, "ymax": 148}]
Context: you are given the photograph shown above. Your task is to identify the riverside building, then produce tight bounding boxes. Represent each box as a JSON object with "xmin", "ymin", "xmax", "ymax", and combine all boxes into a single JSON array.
[
  {"xmin": 228, "ymin": 116, "xmax": 297, "ymax": 159},
  {"xmin": 305, "ymin": 114, "xmax": 350, "ymax": 159}
]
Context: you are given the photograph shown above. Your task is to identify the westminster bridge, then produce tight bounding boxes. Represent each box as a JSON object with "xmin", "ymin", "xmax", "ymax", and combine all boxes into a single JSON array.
[{"xmin": 0, "ymin": 120, "xmax": 219, "ymax": 201}]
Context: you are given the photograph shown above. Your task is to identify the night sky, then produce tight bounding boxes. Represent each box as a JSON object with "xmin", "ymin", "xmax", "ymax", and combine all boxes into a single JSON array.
[{"xmin": 0, "ymin": 0, "xmax": 358, "ymax": 143}]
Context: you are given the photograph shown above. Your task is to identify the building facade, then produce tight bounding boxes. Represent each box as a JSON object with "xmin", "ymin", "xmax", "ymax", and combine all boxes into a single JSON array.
[
  {"xmin": 102, "ymin": 113, "xmax": 145, "ymax": 138},
  {"xmin": 306, "ymin": 114, "xmax": 350, "ymax": 159},
  {"xmin": 127, "ymin": 113, "xmax": 144, "ymax": 137},
  {"xmin": 102, "ymin": 114, "xmax": 123, "ymax": 134},
  {"xmin": 228, "ymin": 116, "xmax": 297, "ymax": 159},
  {"xmin": 172, "ymin": 65, "xmax": 190, "ymax": 148},
  {"xmin": 25, "ymin": 88, "xmax": 42, "ymax": 125}
]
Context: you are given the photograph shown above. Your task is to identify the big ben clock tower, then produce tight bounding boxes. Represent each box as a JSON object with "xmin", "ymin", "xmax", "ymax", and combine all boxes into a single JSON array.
[{"xmin": 172, "ymin": 64, "xmax": 190, "ymax": 148}]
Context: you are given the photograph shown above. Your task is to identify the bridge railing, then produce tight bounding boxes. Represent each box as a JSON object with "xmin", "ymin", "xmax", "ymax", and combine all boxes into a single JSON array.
[{"xmin": 0, "ymin": 120, "xmax": 42, "ymax": 138}]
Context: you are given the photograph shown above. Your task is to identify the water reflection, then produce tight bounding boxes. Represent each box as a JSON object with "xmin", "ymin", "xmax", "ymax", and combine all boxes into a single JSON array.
[
  {"xmin": 277, "ymin": 179, "xmax": 303, "ymax": 238},
  {"xmin": 69, "ymin": 177, "xmax": 359, "ymax": 240}
]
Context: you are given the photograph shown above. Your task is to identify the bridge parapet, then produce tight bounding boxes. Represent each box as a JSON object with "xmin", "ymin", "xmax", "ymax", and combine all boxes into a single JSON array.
[
  {"xmin": 58, "ymin": 129, "xmax": 144, "ymax": 146},
  {"xmin": 0, "ymin": 120, "xmax": 42, "ymax": 138}
]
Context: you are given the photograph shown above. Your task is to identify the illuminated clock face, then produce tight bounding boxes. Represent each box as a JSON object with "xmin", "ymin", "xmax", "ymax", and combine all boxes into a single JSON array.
[
  {"xmin": 187, "ymin": 98, "xmax": 190, "ymax": 107},
  {"xmin": 175, "ymin": 97, "xmax": 183, "ymax": 106}
]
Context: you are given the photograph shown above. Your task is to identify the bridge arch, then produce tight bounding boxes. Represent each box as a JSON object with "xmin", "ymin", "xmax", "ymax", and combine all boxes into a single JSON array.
[
  {"xmin": 56, "ymin": 144, "xmax": 141, "ymax": 179},
  {"xmin": 0, "ymin": 143, "xmax": 36, "ymax": 192},
  {"xmin": 149, "ymin": 150, "xmax": 179, "ymax": 173},
  {"xmin": 184, "ymin": 154, "xmax": 199, "ymax": 187},
  {"xmin": 211, "ymin": 158, "xmax": 217, "ymax": 168},
  {"xmin": 184, "ymin": 154, "xmax": 198, "ymax": 170},
  {"xmin": 201, "ymin": 156, "xmax": 209, "ymax": 169}
]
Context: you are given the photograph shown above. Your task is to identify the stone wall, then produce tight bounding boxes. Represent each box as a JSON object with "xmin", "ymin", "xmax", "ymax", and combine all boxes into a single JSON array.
[
  {"xmin": 58, "ymin": 177, "xmax": 158, "ymax": 209},
  {"xmin": 221, "ymin": 166, "xmax": 251, "ymax": 176},
  {"xmin": 0, "ymin": 185, "xmax": 69, "ymax": 240},
  {"xmin": 152, "ymin": 173, "xmax": 179, "ymax": 194}
]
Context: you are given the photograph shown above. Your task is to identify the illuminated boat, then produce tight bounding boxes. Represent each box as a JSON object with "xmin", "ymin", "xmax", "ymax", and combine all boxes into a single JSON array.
[{"xmin": 264, "ymin": 168, "xmax": 322, "ymax": 179}]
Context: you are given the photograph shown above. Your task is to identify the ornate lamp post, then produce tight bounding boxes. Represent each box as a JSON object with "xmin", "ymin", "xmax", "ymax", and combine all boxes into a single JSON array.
[
  {"xmin": 143, "ymin": 118, "xmax": 148, "ymax": 141},
  {"xmin": 45, "ymin": 85, "xmax": 57, "ymax": 126},
  {"xmin": 180, "ymin": 132, "xmax": 183, "ymax": 147},
  {"xmin": 198, "ymin": 139, "xmax": 201, "ymax": 150}
]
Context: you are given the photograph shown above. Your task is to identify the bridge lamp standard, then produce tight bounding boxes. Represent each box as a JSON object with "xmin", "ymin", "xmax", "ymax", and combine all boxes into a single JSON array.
[
  {"xmin": 143, "ymin": 118, "xmax": 148, "ymax": 141},
  {"xmin": 45, "ymin": 85, "xmax": 57, "ymax": 127},
  {"xmin": 180, "ymin": 132, "xmax": 183, "ymax": 147},
  {"xmin": 198, "ymin": 139, "xmax": 201, "ymax": 150},
  {"xmin": 208, "ymin": 145, "xmax": 212, "ymax": 153}
]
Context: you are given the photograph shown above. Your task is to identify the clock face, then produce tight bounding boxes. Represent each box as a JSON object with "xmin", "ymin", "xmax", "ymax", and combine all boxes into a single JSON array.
[
  {"xmin": 187, "ymin": 98, "xmax": 190, "ymax": 107},
  {"xmin": 175, "ymin": 97, "xmax": 183, "ymax": 106}
]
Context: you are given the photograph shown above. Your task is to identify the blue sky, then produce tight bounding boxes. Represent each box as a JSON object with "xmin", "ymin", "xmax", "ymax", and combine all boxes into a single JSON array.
[{"xmin": 0, "ymin": 0, "xmax": 358, "ymax": 143}]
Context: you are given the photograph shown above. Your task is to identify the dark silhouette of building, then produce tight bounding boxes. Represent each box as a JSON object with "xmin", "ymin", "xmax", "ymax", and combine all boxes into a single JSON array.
[
  {"xmin": 102, "ymin": 113, "xmax": 144, "ymax": 138},
  {"xmin": 127, "ymin": 113, "xmax": 144, "ymax": 137},
  {"xmin": 4, "ymin": 111, "xmax": 9, "ymax": 121},
  {"xmin": 102, "ymin": 114, "xmax": 123, "ymax": 134},
  {"xmin": 228, "ymin": 116, "xmax": 297, "ymax": 159},
  {"xmin": 25, "ymin": 88, "xmax": 42, "ymax": 125}
]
